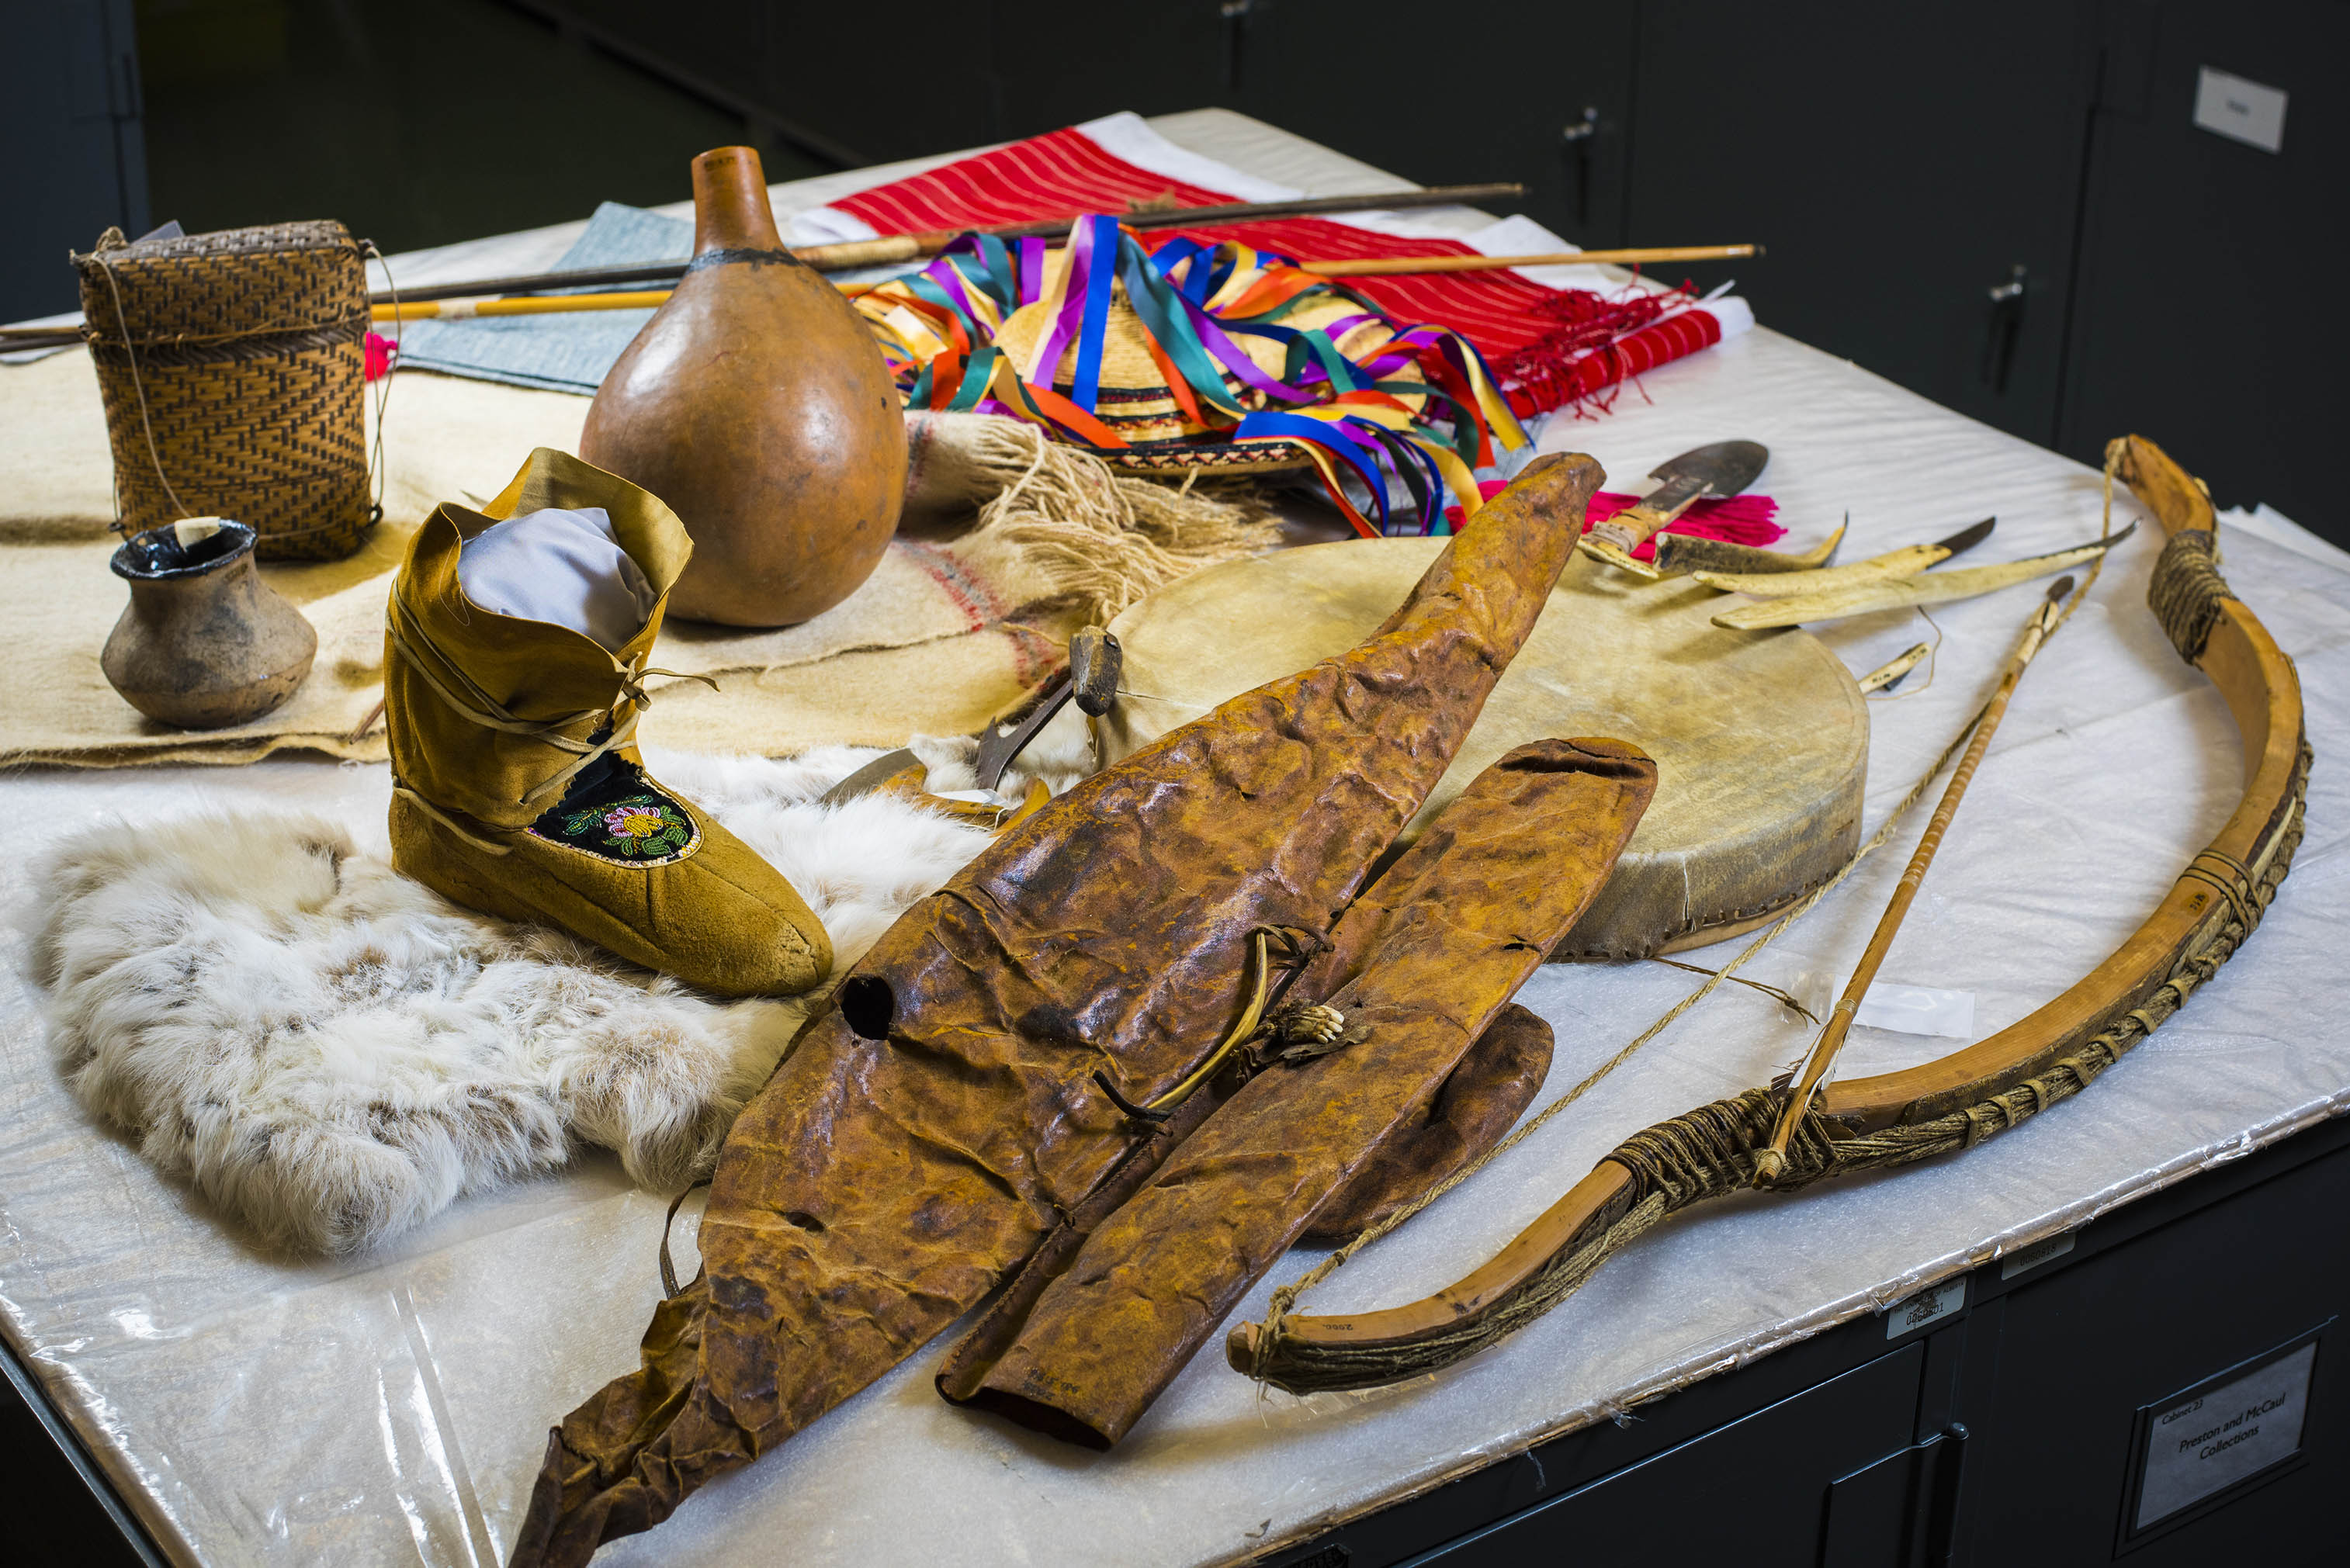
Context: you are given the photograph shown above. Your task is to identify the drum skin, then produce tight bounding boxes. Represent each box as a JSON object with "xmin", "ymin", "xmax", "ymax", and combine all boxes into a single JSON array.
[
  {"xmin": 1098, "ymin": 538, "xmax": 1869, "ymax": 957},
  {"xmin": 581, "ymin": 146, "xmax": 906, "ymax": 627}
]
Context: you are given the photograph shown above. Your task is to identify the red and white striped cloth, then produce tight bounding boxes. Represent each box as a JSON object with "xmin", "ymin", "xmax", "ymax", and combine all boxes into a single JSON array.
[{"xmin": 796, "ymin": 113, "xmax": 1752, "ymax": 421}]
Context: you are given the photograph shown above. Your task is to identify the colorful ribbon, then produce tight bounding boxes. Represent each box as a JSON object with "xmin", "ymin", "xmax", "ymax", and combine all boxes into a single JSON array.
[{"xmin": 846, "ymin": 221, "xmax": 1530, "ymax": 538}]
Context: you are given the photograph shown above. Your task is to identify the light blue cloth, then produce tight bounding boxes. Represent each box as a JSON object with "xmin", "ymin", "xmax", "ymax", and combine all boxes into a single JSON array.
[{"xmin": 392, "ymin": 203, "xmax": 693, "ymax": 394}]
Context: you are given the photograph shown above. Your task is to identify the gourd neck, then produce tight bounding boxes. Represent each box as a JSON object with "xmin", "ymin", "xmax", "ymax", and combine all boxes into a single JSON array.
[{"xmin": 690, "ymin": 146, "xmax": 785, "ymax": 257}]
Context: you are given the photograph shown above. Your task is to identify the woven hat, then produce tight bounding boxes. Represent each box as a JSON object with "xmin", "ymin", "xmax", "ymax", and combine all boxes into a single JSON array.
[{"xmin": 990, "ymin": 284, "xmax": 1427, "ymax": 476}]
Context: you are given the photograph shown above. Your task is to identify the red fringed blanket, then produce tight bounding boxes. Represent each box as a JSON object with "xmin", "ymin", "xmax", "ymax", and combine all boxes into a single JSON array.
[{"xmin": 818, "ymin": 121, "xmax": 1746, "ymax": 420}]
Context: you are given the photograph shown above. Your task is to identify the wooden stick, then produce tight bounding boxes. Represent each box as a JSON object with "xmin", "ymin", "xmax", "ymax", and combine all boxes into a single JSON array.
[
  {"xmin": 1311, "ymin": 243, "xmax": 1758, "ymax": 277},
  {"xmin": 1753, "ymin": 578, "xmax": 2074, "ymax": 1182},
  {"xmin": 0, "ymin": 327, "xmax": 83, "ymax": 351},
  {"xmin": 991, "ymin": 181, "xmax": 1533, "ymax": 238},
  {"xmin": 374, "ymin": 291, "xmax": 671, "ymax": 323},
  {"xmin": 367, "ymin": 182, "xmax": 1530, "ymax": 304},
  {"xmin": 370, "ymin": 241, "xmax": 1762, "ymax": 322}
]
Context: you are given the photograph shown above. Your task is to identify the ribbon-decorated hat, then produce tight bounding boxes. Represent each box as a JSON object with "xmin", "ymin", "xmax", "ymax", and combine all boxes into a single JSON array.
[{"xmin": 846, "ymin": 216, "xmax": 1529, "ymax": 537}]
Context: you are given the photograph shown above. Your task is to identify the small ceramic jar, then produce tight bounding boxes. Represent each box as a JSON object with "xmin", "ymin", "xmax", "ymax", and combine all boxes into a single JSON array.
[{"xmin": 102, "ymin": 518, "xmax": 318, "ymax": 729}]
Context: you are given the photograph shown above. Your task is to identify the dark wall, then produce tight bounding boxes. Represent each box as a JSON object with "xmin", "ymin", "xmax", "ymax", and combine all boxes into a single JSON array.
[
  {"xmin": 0, "ymin": 0, "xmax": 147, "ymax": 320},
  {"xmin": 2060, "ymin": 2, "xmax": 2345, "ymax": 535}
]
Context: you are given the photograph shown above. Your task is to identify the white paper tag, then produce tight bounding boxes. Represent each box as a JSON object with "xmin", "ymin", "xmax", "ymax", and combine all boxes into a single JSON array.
[
  {"xmin": 1886, "ymin": 1277, "xmax": 1966, "ymax": 1339},
  {"xmin": 2137, "ymin": 1342, "xmax": 2315, "ymax": 1528},
  {"xmin": 1999, "ymin": 1231, "xmax": 2077, "ymax": 1280},
  {"xmin": 1856, "ymin": 981, "xmax": 1976, "ymax": 1039},
  {"xmin": 2193, "ymin": 67, "xmax": 2288, "ymax": 154}
]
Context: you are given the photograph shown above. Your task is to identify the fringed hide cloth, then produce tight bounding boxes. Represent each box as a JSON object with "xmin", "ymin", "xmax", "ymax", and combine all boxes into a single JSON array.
[{"xmin": 511, "ymin": 453, "xmax": 1638, "ymax": 1563}]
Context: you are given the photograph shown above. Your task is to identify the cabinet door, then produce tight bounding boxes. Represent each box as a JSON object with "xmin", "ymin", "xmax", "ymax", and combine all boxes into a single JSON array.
[
  {"xmin": 1960, "ymin": 1147, "xmax": 2350, "ymax": 1566},
  {"xmin": 1624, "ymin": 2, "xmax": 2094, "ymax": 441},
  {"xmin": 979, "ymin": 2, "xmax": 1236, "ymax": 147},
  {"xmin": 1412, "ymin": 1344, "xmax": 1928, "ymax": 1565},
  {"xmin": 1225, "ymin": 2, "xmax": 1640, "ymax": 247},
  {"xmin": 2057, "ymin": 1, "xmax": 2350, "ymax": 546}
]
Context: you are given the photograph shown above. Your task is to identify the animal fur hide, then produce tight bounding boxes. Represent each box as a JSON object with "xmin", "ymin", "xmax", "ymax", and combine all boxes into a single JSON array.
[{"xmin": 30, "ymin": 745, "xmax": 1014, "ymax": 1255}]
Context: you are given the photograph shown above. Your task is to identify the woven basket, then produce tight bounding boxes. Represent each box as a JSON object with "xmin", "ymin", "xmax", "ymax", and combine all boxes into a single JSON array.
[{"xmin": 74, "ymin": 220, "xmax": 375, "ymax": 562}]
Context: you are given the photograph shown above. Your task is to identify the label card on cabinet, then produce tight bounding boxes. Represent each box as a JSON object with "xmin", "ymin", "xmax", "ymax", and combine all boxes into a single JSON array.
[
  {"xmin": 2193, "ymin": 67, "xmax": 2288, "ymax": 154},
  {"xmin": 2124, "ymin": 1328, "xmax": 2326, "ymax": 1545},
  {"xmin": 1999, "ymin": 1230, "xmax": 2077, "ymax": 1280},
  {"xmin": 1884, "ymin": 1277, "xmax": 1965, "ymax": 1340}
]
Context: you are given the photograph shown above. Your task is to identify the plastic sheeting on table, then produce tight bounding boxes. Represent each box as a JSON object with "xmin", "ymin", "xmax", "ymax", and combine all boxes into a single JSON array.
[{"xmin": 3, "ymin": 111, "xmax": 2347, "ymax": 1568}]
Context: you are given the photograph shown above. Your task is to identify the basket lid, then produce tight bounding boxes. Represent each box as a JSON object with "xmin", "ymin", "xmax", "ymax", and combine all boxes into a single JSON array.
[{"xmin": 75, "ymin": 220, "xmax": 367, "ymax": 343}]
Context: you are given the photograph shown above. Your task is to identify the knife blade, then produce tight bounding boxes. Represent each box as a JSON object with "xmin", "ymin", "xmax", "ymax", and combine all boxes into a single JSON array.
[{"xmin": 1580, "ymin": 439, "xmax": 1770, "ymax": 578}]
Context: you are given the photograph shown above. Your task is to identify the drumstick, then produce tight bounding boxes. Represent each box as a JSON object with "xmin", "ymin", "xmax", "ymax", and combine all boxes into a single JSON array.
[
  {"xmin": 1752, "ymin": 578, "xmax": 2072, "ymax": 1186},
  {"xmin": 369, "ymin": 241, "xmax": 1761, "ymax": 324}
]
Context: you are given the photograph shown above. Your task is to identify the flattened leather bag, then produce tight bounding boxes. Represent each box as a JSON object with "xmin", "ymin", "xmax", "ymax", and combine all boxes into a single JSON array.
[{"xmin": 514, "ymin": 452, "xmax": 1620, "ymax": 1566}]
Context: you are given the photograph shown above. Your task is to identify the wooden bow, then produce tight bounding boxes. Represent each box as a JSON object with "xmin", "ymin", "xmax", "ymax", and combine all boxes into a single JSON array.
[{"xmin": 1230, "ymin": 434, "xmax": 2310, "ymax": 1393}]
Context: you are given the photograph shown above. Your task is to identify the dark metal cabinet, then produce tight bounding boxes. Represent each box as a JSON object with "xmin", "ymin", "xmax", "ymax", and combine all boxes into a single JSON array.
[
  {"xmin": 1953, "ymin": 1144, "xmax": 2350, "ymax": 1565},
  {"xmin": 0, "ymin": 0, "xmax": 148, "ymax": 320},
  {"xmin": 2057, "ymin": 1, "xmax": 2348, "ymax": 540},
  {"xmin": 979, "ymin": 2, "xmax": 1266, "ymax": 155},
  {"xmin": 1411, "ymin": 1346, "xmax": 1932, "ymax": 1566},
  {"xmin": 1622, "ymin": 1, "xmax": 2099, "ymax": 443},
  {"xmin": 0, "ymin": 1337, "xmax": 161, "ymax": 1566},
  {"xmin": 1215, "ymin": 2, "xmax": 1641, "ymax": 248}
]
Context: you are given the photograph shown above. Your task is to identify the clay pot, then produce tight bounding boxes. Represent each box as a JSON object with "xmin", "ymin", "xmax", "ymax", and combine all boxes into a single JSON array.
[
  {"xmin": 102, "ymin": 521, "xmax": 317, "ymax": 729},
  {"xmin": 581, "ymin": 146, "xmax": 907, "ymax": 627}
]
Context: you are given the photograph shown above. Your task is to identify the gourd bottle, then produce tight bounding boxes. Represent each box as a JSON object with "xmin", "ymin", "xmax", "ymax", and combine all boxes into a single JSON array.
[{"xmin": 582, "ymin": 146, "xmax": 906, "ymax": 626}]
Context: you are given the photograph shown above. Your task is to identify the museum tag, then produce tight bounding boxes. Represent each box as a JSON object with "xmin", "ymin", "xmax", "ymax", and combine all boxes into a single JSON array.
[
  {"xmin": 1884, "ymin": 1277, "xmax": 1966, "ymax": 1339},
  {"xmin": 2133, "ymin": 1341, "xmax": 2316, "ymax": 1531}
]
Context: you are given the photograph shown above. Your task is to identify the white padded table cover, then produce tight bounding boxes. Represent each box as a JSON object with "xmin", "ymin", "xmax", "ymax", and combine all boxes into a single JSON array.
[{"xmin": 3, "ymin": 112, "xmax": 2346, "ymax": 1568}]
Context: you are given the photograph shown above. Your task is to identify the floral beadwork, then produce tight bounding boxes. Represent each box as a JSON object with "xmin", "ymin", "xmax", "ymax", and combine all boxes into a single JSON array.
[
  {"xmin": 563, "ymin": 794, "xmax": 691, "ymax": 857},
  {"xmin": 529, "ymin": 777, "xmax": 702, "ymax": 867}
]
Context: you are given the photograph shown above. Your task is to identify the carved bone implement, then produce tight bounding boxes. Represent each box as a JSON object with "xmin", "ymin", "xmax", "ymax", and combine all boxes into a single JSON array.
[
  {"xmin": 1711, "ymin": 524, "xmax": 2133, "ymax": 630},
  {"xmin": 1692, "ymin": 517, "xmax": 1995, "ymax": 598},
  {"xmin": 1653, "ymin": 519, "xmax": 1844, "ymax": 578}
]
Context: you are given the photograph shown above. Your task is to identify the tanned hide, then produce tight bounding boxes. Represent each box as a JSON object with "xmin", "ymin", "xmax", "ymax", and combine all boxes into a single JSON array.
[
  {"xmin": 941, "ymin": 738, "xmax": 1657, "ymax": 1447},
  {"xmin": 512, "ymin": 452, "xmax": 1606, "ymax": 1565}
]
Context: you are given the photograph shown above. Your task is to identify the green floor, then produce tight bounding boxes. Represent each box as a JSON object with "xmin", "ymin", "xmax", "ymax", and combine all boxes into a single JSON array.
[{"xmin": 136, "ymin": 0, "xmax": 827, "ymax": 256}]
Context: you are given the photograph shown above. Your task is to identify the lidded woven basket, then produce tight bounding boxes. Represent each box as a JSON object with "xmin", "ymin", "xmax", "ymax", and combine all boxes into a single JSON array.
[{"xmin": 74, "ymin": 220, "xmax": 375, "ymax": 561}]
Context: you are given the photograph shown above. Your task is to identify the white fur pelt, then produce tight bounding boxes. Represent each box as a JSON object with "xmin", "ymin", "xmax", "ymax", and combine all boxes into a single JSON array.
[{"xmin": 29, "ymin": 742, "xmax": 1023, "ymax": 1255}]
